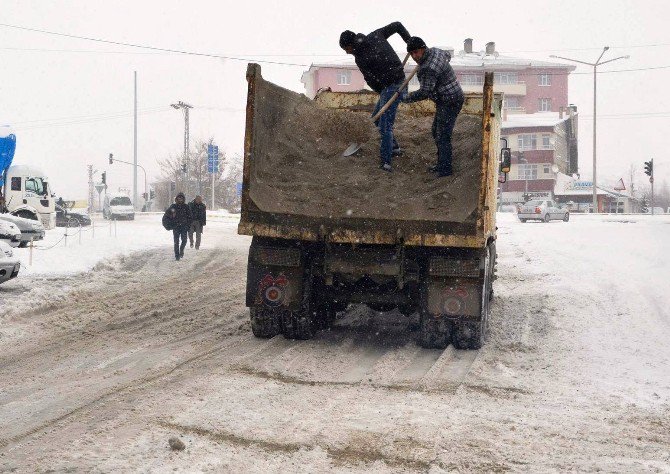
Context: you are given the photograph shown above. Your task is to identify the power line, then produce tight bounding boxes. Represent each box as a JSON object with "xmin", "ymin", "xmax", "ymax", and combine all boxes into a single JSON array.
[
  {"xmin": 2, "ymin": 23, "xmax": 670, "ymax": 76},
  {"xmin": 0, "ymin": 23, "xmax": 309, "ymax": 67}
]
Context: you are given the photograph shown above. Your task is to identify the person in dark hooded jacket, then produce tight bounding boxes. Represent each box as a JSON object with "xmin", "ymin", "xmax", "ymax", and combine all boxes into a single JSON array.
[
  {"xmin": 340, "ymin": 22, "xmax": 412, "ymax": 172},
  {"xmin": 164, "ymin": 192, "xmax": 192, "ymax": 260}
]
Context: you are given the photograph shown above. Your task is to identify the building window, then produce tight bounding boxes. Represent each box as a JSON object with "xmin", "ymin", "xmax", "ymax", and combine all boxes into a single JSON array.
[
  {"xmin": 494, "ymin": 72, "xmax": 518, "ymax": 84},
  {"xmin": 460, "ymin": 74, "xmax": 484, "ymax": 85},
  {"xmin": 543, "ymin": 165, "xmax": 551, "ymax": 174},
  {"xmin": 504, "ymin": 97, "xmax": 521, "ymax": 109},
  {"xmin": 539, "ymin": 73, "xmax": 552, "ymax": 86},
  {"xmin": 518, "ymin": 164, "xmax": 538, "ymax": 180},
  {"xmin": 518, "ymin": 134, "xmax": 537, "ymax": 150},
  {"xmin": 538, "ymin": 98, "xmax": 552, "ymax": 112},
  {"xmin": 541, "ymin": 134, "xmax": 552, "ymax": 149},
  {"xmin": 337, "ymin": 70, "xmax": 352, "ymax": 86}
]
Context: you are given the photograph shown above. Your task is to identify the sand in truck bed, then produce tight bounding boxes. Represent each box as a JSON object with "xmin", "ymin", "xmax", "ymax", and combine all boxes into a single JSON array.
[{"xmin": 249, "ymin": 87, "xmax": 483, "ymax": 223}]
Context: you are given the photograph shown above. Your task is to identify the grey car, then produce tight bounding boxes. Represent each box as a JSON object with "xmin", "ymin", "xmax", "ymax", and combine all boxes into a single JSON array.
[
  {"xmin": 0, "ymin": 241, "xmax": 20, "ymax": 284},
  {"xmin": 518, "ymin": 199, "xmax": 569, "ymax": 223},
  {"xmin": 0, "ymin": 213, "xmax": 46, "ymax": 247}
]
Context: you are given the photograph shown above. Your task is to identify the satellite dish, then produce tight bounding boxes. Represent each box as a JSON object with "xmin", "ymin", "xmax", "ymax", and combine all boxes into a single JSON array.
[{"xmin": 551, "ymin": 164, "xmax": 559, "ymax": 173}]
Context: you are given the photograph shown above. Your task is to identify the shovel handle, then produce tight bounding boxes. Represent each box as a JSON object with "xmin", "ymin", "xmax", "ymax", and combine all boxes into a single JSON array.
[{"xmin": 371, "ymin": 62, "xmax": 419, "ymax": 122}]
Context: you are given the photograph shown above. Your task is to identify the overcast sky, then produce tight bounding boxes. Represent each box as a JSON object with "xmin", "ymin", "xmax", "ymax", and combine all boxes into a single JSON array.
[{"xmin": 1, "ymin": 0, "xmax": 668, "ymax": 200}]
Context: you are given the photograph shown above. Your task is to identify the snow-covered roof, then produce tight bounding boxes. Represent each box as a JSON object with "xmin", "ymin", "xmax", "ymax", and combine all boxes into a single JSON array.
[
  {"xmin": 502, "ymin": 112, "xmax": 570, "ymax": 129},
  {"xmin": 307, "ymin": 50, "xmax": 576, "ymax": 72},
  {"xmin": 7, "ymin": 164, "xmax": 48, "ymax": 177}
]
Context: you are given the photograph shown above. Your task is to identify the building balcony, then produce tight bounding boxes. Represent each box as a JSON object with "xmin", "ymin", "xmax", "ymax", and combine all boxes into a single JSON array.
[{"xmin": 461, "ymin": 82, "xmax": 527, "ymax": 96}]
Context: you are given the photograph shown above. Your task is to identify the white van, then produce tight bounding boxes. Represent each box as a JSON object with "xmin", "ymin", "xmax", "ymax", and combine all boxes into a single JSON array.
[
  {"xmin": 103, "ymin": 193, "xmax": 135, "ymax": 220},
  {"xmin": 2, "ymin": 165, "xmax": 56, "ymax": 229}
]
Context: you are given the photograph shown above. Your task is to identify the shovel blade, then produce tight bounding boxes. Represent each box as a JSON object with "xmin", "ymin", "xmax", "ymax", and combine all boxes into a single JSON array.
[{"xmin": 342, "ymin": 142, "xmax": 361, "ymax": 157}]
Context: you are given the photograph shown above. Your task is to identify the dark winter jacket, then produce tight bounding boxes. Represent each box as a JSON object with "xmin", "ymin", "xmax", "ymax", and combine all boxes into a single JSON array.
[
  {"xmin": 189, "ymin": 200, "xmax": 206, "ymax": 226},
  {"xmin": 165, "ymin": 202, "xmax": 192, "ymax": 229},
  {"xmin": 351, "ymin": 22, "xmax": 411, "ymax": 93}
]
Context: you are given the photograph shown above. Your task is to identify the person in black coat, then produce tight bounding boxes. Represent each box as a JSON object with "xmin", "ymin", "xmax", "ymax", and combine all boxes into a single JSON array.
[
  {"xmin": 164, "ymin": 192, "xmax": 192, "ymax": 260},
  {"xmin": 188, "ymin": 195, "xmax": 206, "ymax": 249},
  {"xmin": 340, "ymin": 22, "xmax": 412, "ymax": 171}
]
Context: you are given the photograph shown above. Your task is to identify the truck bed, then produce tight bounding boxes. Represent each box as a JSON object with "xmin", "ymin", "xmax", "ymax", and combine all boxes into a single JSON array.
[{"xmin": 239, "ymin": 64, "xmax": 501, "ymax": 248}]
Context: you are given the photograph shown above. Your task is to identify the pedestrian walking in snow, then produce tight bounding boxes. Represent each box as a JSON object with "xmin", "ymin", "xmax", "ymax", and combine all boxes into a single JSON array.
[
  {"xmin": 188, "ymin": 195, "xmax": 206, "ymax": 250},
  {"xmin": 339, "ymin": 22, "xmax": 412, "ymax": 172},
  {"xmin": 402, "ymin": 37, "xmax": 464, "ymax": 177},
  {"xmin": 163, "ymin": 192, "xmax": 192, "ymax": 261}
]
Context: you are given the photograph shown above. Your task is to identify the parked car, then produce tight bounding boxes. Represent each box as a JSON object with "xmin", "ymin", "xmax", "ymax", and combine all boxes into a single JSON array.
[
  {"xmin": 0, "ymin": 220, "xmax": 22, "ymax": 247},
  {"xmin": 0, "ymin": 240, "xmax": 21, "ymax": 284},
  {"xmin": 644, "ymin": 207, "xmax": 665, "ymax": 214},
  {"xmin": 518, "ymin": 199, "xmax": 569, "ymax": 223},
  {"xmin": 55, "ymin": 204, "xmax": 92, "ymax": 227},
  {"xmin": 103, "ymin": 194, "xmax": 135, "ymax": 220},
  {"xmin": 0, "ymin": 213, "xmax": 46, "ymax": 247}
]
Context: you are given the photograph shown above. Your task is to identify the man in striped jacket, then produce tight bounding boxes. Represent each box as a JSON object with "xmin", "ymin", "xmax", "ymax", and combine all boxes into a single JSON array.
[{"xmin": 403, "ymin": 37, "xmax": 464, "ymax": 177}]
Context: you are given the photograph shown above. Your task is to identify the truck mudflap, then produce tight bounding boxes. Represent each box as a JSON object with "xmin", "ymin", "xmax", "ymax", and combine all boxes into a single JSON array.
[
  {"xmin": 425, "ymin": 278, "xmax": 482, "ymax": 319},
  {"xmin": 245, "ymin": 242, "xmax": 305, "ymax": 310}
]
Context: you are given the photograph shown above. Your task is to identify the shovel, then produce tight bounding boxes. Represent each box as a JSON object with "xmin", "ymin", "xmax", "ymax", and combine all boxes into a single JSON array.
[{"xmin": 342, "ymin": 53, "xmax": 419, "ymax": 157}]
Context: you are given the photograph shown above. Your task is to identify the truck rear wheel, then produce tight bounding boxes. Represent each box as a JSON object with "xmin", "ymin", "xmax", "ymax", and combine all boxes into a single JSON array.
[
  {"xmin": 250, "ymin": 307, "xmax": 281, "ymax": 338},
  {"xmin": 418, "ymin": 314, "xmax": 451, "ymax": 349}
]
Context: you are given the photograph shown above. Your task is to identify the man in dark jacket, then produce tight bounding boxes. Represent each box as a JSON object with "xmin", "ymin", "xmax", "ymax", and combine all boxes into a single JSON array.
[
  {"xmin": 340, "ymin": 22, "xmax": 412, "ymax": 172},
  {"xmin": 165, "ymin": 192, "xmax": 192, "ymax": 260},
  {"xmin": 402, "ymin": 37, "xmax": 465, "ymax": 177},
  {"xmin": 188, "ymin": 195, "xmax": 206, "ymax": 250}
]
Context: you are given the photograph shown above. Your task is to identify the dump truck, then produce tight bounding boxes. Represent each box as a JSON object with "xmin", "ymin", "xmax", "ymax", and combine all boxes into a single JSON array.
[{"xmin": 239, "ymin": 63, "xmax": 511, "ymax": 349}]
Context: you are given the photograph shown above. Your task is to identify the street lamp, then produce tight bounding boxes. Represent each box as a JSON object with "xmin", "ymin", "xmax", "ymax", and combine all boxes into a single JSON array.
[
  {"xmin": 171, "ymin": 101, "xmax": 193, "ymax": 196},
  {"xmin": 550, "ymin": 48, "xmax": 629, "ymax": 213}
]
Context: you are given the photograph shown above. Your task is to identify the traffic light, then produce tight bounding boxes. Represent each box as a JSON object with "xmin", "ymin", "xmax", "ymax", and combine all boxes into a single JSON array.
[
  {"xmin": 644, "ymin": 159, "xmax": 654, "ymax": 177},
  {"xmin": 150, "ymin": 189, "xmax": 155, "ymax": 200},
  {"xmin": 101, "ymin": 171, "xmax": 106, "ymax": 185},
  {"xmin": 181, "ymin": 162, "xmax": 187, "ymax": 173},
  {"xmin": 109, "ymin": 153, "xmax": 114, "ymax": 165},
  {"xmin": 142, "ymin": 192, "xmax": 148, "ymax": 200}
]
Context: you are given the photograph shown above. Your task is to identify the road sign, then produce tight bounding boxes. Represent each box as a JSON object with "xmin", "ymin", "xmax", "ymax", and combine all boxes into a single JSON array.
[
  {"xmin": 207, "ymin": 144, "xmax": 219, "ymax": 174},
  {"xmin": 94, "ymin": 183, "xmax": 106, "ymax": 194}
]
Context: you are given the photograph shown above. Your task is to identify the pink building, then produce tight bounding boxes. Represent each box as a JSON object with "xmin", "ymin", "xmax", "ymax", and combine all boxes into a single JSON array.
[{"xmin": 301, "ymin": 39, "xmax": 578, "ymax": 204}]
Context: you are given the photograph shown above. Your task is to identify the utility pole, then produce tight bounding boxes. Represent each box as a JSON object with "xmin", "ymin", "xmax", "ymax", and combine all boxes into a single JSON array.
[
  {"xmin": 551, "ymin": 49, "xmax": 629, "ymax": 213},
  {"xmin": 87, "ymin": 165, "xmax": 95, "ymax": 214},
  {"xmin": 171, "ymin": 101, "xmax": 193, "ymax": 196},
  {"xmin": 133, "ymin": 71, "xmax": 138, "ymax": 211}
]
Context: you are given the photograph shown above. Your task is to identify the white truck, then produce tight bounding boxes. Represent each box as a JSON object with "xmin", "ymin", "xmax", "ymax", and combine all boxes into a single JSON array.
[{"xmin": 1, "ymin": 165, "xmax": 56, "ymax": 229}]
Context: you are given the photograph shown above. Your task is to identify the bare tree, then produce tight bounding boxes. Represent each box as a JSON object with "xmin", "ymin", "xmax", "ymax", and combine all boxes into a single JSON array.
[{"xmin": 153, "ymin": 138, "xmax": 242, "ymax": 212}]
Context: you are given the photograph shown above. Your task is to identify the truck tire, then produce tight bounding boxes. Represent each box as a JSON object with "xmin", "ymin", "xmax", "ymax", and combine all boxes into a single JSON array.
[
  {"xmin": 417, "ymin": 276, "xmax": 451, "ymax": 349},
  {"xmin": 453, "ymin": 246, "xmax": 491, "ymax": 350},
  {"xmin": 281, "ymin": 265, "xmax": 316, "ymax": 340},
  {"xmin": 250, "ymin": 307, "xmax": 281, "ymax": 338},
  {"xmin": 418, "ymin": 314, "xmax": 451, "ymax": 349}
]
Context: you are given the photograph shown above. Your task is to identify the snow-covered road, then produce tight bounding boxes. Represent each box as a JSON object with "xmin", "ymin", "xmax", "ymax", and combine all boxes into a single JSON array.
[{"xmin": 0, "ymin": 213, "xmax": 668, "ymax": 472}]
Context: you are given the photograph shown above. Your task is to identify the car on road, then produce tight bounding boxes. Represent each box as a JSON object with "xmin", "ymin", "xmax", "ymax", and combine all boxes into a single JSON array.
[
  {"xmin": 0, "ymin": 219, "xmax": 22, "ymax": 247},
  {"xmin": 0, "ymin": 240, "xmax": 20, "ymax": 284},
  {"xmin": 518, "ymin": 199, "xmax": 569, "ymax": 223},
  {"xmin": 0, "ymin": 213, "xmax": 46, "ymax": 247},
  {"xmin": 103, "ymin": 194, "xmax": 135, "ymax": 220},
  {"xmin": 55, "ymin": 204, "xmax": 92, "ymax": 227}
]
